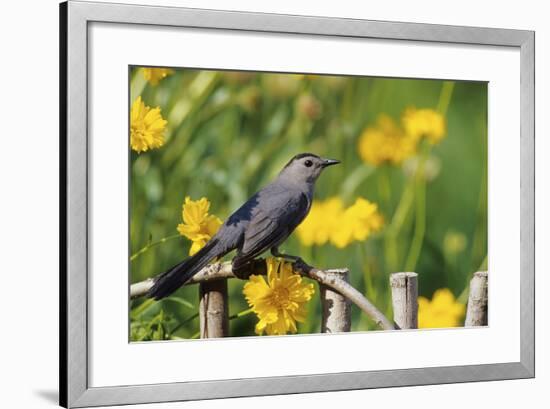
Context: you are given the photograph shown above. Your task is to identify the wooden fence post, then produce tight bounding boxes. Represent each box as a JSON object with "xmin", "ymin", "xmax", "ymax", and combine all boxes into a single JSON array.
[
  {"xmin": 199, "ymin": 279, "xmax": 229, "ymax": 338},
  {"xmin": 390, "ymin": 272, "xmax": 418, "ymax": 329},
  {"xmin": 465, "ymin": 271, "xmax": 488, "ymax": 326},
  {"xmin": 320, "ymin": 270, "xmax": 351, "ymax": 333}
]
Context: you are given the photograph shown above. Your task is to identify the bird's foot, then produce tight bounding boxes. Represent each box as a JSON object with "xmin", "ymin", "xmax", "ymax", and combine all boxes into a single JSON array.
[
  {"xmin": 271, "ymin": 247, "xmax": 304, "ymax": 264},
  {"xmin": 273, "ymin": 252, "xmax": 309, "ymax": 272},
  {"xmin": 280, "ymin": 254, "xmax": 302, "ymax": 263},
  {"xmin": 292, "ymin": 257, "xmax": 311, "ymax": 273}
]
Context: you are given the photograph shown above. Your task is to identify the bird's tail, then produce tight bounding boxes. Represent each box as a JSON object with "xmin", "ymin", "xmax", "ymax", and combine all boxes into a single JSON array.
[{"xmin": 147, "ymin": 239, "xmax": 221, "ymax": 300}]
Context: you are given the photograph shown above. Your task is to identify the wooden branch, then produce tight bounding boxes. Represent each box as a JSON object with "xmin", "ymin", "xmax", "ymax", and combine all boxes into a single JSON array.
[
  {"xmin": 465, "ymin": 271, "xmax": 488, "ymax": 326},
  {"xmin": 320, "ymin": 269, "xmax": 351, "ymax": 333},
  {"xmin": 390, "ymin": 272, "xmax": 418, "ymax": 329},
  {"xmin": 130, "ymin": 262, "xmax": 238, "ymax": 299},
  {"xmin": 199, "ymin": 279, "xmax": 229, "ymax": 338},
  {"xmin": 130, "ymin": 259, "xmax": 395, "ymax": 331}
]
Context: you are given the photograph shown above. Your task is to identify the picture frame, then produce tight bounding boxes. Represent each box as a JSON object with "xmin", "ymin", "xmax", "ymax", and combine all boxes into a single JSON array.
[{"xmin": 60, "ymin": 1, "xmax": 535, "ymax": 407}]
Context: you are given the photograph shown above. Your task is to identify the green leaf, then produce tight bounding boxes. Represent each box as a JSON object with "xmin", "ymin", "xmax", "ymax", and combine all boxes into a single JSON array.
[
  {"xmin": 130, "ymin": 298, "xmax": 157, "ymax": 319},
  {"xmin": 164, "ymin": 296, "xmax": 195, "ymax": 310}
]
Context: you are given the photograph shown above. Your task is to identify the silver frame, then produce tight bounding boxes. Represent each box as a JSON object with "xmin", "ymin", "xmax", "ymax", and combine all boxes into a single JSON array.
[{"xmin": 60, "ymin": 1, "xmax": 535, "ymax": 407}]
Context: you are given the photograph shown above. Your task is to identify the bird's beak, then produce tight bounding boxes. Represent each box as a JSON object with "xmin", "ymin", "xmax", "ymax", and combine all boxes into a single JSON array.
[{"xmin": 322, "ymin": 158, "xmax": 341, "ymax": 167}]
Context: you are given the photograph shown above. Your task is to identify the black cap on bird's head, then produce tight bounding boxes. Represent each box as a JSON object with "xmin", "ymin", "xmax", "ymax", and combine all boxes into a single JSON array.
[{"xmin": 280, "ymin": 152, "xmax": 340, "ymax": 183}]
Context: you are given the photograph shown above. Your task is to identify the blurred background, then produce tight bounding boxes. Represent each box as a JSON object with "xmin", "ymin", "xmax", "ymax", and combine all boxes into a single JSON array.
[{"xmin": 129, "ymin": 66, "xmax": 487, "ymax": 341}]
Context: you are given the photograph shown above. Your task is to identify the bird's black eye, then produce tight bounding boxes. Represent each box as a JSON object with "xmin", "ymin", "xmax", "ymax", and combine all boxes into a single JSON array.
[{"xmin": 304, "ymin": 159, "xmax": 313, "ymax": 167}]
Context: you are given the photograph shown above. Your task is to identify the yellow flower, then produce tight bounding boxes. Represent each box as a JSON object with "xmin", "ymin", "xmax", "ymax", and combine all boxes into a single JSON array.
[
  {"xmin": 141, "ymin": 67, "xmax": 174, "ymax": 85},
  {"xmin": 358, "ymin": 115, "xmax": 417, "ymax": 166},
  {"xmin": 243, "ymin": 258, "xmax": 315, "ymax": 335},
  {"xmin": 418, "ymin": 288, "xmax": 465, "ymax": 328},
  {"xmin": 332, "ymin": 198, "xmax": 384, "ymax": 248},
  {"xmin": 296, "ymin": 197, "xmax": 344, "ymax": 246},
  {"xmin": 402, "ymin": 107, "xmax": 446, "ymax": 145},
  {"xmin": 177, "ymin": 197, "xmax": 223, "ymax": 255},
  {"xmin": 130, "ymin": 96, "xmax": 167, "ymax": 153},
  {"xmin": 297, "ymin": 197, "xmax": 383, "ymax": 248}
]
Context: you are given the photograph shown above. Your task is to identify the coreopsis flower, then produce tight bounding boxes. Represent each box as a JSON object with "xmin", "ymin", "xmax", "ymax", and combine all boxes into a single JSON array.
[
  {"xmin": 402, "ymin": 107, "xmax": 446, "ymax": 145},
  {"xmin": 418, "ymin": 288, "xmax": 465, "ymax": 328},
  {"xmin": 297, "ymin": 197, "xmax": 383, "ymax": 248},
  {"xmin": 358, "ymin": 115, "xmax": 417, "ymax": 166},
  {"xmin": 296, "ymin": 197, "xmax": 344, "ymax": 246},
  {"xmin": 243, "ymin": 258, "xmax": 315, "ymax": 335},
  {"xmin": 177, "ymin": 197, "xmax": 223, "ymax": 256},
  {"xmin": 130, "ymin": 96, "xmax": 167, "ymax": 153},
  {"xmin": 141, "ymin": 67, "xmax": 174, "ymax": 85},
  {"xmin": 331, "ymin": 198, "xmax": 384, "ymax": 248}
]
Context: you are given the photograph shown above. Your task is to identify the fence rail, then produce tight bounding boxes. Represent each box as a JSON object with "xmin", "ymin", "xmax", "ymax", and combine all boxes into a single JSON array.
[{"xmin": 130, "ymin": 260, "xmax": 488, "ymax": 338}]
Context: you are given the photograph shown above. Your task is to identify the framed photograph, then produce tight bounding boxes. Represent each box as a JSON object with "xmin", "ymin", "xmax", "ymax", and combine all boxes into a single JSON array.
[{"xmin": 60, "ymin": 1, "xmax": 534, "ymax": 407}]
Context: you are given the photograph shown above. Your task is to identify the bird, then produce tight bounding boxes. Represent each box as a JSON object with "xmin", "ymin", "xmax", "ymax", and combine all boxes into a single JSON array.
[{"xmin": 147, "ymin": 153, "xmax": 340, "ymax": 300}]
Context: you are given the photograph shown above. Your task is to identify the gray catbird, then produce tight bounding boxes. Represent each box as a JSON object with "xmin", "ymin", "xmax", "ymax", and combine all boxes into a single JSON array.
[{"xmin": 147, "ymin": 153, "xmax": 340, "ymax": 299}]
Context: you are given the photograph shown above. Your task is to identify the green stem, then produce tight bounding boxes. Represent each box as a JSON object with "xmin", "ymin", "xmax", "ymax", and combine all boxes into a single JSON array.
[
  {"xmin": 357, "ymin": 243, "xmax": 376, "ymax": 303},
  {"xmin": 341, "ymin": 164, "xmax": 375, "ymax": 201},
  {"xmin": 384, "ymin": 235, "xmax": 399, "ymax": 273},
  {"xmin": 130, "ymin": 233, "xmax": 181, "ymax": 262},
  {"xmin": 437, "ymin": 81, "xmax": 455, "ymax": 115},
  {"xmin": 470, "ymin": 123, "xmax": 488, "ymax": 272},
  {"xmin": 130, "ymin": 69, "xmax": 147, "ymax": 102},
  {"xmin": 229, "ymin": 307, "xmax": 254, "ymax": 320},
  {"xmin": 402, "ymin": 81, "xmax": 455, "ymax": 272},
  {"xmin": 389, "ymin": 182, "xmax": 415, "ymax": 235},
  {"xmin": 301, "ymin": 244, "xmax": 318, "ymax": 334},
  {"xmin": 404, "ymin": 145, "xmax": 429, "ymax": 272},
  {"xmin": 378, "ymin": 165, "xmax": 392, "ymax": 210},
  {"xmin": 477, "ymin": 254, "xmax": 488, "ymax": 272},
  {"xmin": 169, "ymin": 312, "xmax": 199, "ymax": 336},
  {"xmin": 130, "ymin": 298, "xmax": 156, "ymax": 319},
  {"xmin": 384, "ymin": 179, "xmax": 415, "ymax": 272}
]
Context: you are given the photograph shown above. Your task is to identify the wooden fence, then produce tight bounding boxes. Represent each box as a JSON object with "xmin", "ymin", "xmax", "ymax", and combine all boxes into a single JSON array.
[{"xmin": 130, "ymin": 260, "xmax": 488, "ymax": 337}]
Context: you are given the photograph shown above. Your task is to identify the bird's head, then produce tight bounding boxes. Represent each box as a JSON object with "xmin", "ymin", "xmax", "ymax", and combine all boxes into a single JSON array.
[{"xmin": 279, "ymin": 153, "xmax": 340, "ymax": 184}]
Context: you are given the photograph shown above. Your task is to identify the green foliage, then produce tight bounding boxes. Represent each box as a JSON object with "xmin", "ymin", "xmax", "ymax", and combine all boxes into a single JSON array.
[{"xmin": 130, "ymin": 68, "xmax": 487, "ymax": 339}]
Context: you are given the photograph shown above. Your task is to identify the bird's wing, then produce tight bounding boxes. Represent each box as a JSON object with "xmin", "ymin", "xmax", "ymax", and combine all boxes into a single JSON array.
[{"xmin": 233, "ymin": 190, "xmax": 309, "ymax": 267}]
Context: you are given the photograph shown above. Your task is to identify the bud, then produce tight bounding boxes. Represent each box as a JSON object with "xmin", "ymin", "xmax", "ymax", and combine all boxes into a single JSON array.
[
  {"xmin": 296, "ymin": 93, "xmax": 322, "ymax": 120},
  {"xmin": 402, "ymin": 155, "xmax": 441, "ymax": 181},
  {"xmin": 443, "ymin": 231, "xmax": 467, "ymax": 255}
]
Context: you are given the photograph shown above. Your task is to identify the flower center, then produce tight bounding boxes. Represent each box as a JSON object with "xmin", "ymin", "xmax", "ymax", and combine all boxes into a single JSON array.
[{"xmin": 270, "ymin": 287, "xmax": 290, "ymax": 309}]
